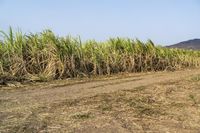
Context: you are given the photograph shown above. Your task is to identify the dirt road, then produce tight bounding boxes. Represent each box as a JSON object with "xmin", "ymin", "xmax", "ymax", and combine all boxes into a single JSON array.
[{"xmin": 1, "ymin": 69, "xmax": 200, "ymax": 132}]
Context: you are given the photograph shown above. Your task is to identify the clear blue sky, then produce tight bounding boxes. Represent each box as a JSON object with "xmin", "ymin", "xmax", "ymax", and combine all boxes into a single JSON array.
[{"xmin": 0, "ymin": 0, "xmax": 200, "ymax": 45}]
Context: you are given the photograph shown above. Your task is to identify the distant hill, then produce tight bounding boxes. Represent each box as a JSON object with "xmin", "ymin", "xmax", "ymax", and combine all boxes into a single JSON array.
[{"xmin": 166, "ymin": 39, "xmax": 200, "ymax": 50}]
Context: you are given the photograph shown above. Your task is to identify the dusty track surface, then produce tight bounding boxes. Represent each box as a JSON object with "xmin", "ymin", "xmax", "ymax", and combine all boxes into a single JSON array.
[{"xmin": 1, "ymin": 69, "xmax": 200, "ymax": 132}]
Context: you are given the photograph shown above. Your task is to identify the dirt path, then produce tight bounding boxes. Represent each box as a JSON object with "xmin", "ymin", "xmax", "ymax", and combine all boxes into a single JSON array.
[
  {"xmin": 1, "ymin": 69, "xmax": 200, "ymax": 132},
  {"xmin": 1, "ymin": 69, "xmax": 199, "ymax": 103}
]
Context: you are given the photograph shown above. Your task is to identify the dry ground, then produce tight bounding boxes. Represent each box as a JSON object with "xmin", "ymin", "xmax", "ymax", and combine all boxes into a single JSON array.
[{"xmin": 1, "ymin": 69, "xmax": 200, "ymax": 133}]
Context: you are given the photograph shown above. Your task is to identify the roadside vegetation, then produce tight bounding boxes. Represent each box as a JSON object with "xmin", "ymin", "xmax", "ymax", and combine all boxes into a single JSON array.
[{"xmin": 1, "ymin": 27, "xmax": 200, "ymax": 82}]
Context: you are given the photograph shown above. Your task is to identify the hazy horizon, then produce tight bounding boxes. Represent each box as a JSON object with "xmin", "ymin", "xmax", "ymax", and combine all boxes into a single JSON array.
[{"xmin": 1, "ymin": 0, "xmax": 200, "ymax": 45}]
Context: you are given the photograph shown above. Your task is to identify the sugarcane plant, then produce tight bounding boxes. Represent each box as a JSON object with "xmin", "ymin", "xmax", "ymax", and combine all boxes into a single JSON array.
[{"xmin": 1, "ymin": 27, "xmax": 200, "ymax": 82}]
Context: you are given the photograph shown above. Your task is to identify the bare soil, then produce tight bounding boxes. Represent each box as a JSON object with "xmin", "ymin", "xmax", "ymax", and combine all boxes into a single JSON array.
[{"xmin": 1, "ymin": 69, "xmax": 200, "ymax": 133}]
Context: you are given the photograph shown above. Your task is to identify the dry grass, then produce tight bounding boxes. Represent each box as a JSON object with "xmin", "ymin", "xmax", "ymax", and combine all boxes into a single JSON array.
[{"xmin": 1, "ymin": 72, "xmax": 200, "ymax": 132}]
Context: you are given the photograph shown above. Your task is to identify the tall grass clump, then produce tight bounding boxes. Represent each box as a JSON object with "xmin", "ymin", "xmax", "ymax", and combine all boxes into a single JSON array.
[{"xmin": 1, "ymin": 27, "xmax": 200, "ymax": 82}]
